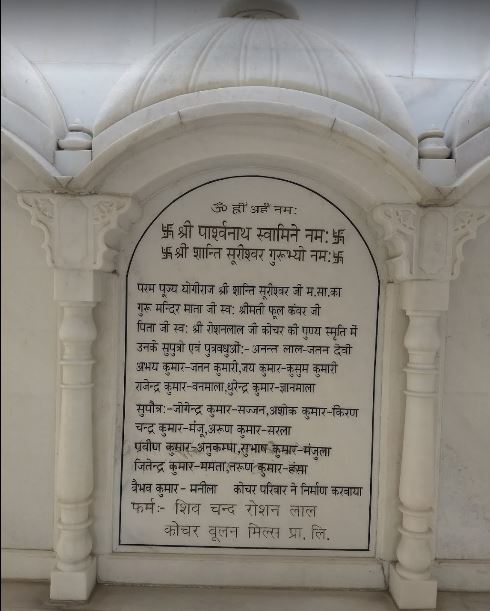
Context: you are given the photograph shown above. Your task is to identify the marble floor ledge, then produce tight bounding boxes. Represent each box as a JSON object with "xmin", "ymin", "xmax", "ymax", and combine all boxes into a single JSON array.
[{"xmin": 2, "ymin": 581, "xmax": 490, "ymax": 611}]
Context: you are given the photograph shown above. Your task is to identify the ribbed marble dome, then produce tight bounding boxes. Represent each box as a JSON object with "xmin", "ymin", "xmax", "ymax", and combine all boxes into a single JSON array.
[
  {"xmin": 1, "ymin": 37, "xmax": 67, "ymax": 161},
  {"xmin": 94, "ymin": 12, "xmax": 416, "ymax": 145},
  {"xmin": 446, "ymin": 70, "xmax": 490, "ymax": 149}
]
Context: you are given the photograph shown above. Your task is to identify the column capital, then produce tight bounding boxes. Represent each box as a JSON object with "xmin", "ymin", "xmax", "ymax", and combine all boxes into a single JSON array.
[
  {"xmin": 17, "ymin": 192, "xmax": 142, "ymax": 272},
  {"xmin": 372, "ymin": 203, "xmax": 489, "ymax": 283}
]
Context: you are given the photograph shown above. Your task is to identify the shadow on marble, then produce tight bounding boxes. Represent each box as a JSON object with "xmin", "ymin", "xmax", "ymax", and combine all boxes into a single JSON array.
[{"xmin": 2, "ymin": 581, "xmax": 490, "ymax": 611}]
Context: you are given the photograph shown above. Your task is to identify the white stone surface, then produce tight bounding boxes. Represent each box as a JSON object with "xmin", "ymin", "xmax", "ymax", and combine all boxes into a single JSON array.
[
  {"xmin": 443, "ymin": 222, "xmax": 490, "ymax": 396},
  {"xmin": 1, "ymin": 38, "xmax": 67, "ymax": 163},
  {"xmin": 0, "ymin": 0, "xmax": 156, "ymax": 64},
  {"xmin": 92, "ymin": 275, "xmax": 121, "ymax": 556},
  {"xmin": 437, "ymin": 221, "xmax": 490, "ymax": 560},
  {"xmin": 36, "ymin": 63, "xmax": 129, "ymax": 128},
  {"xmin": 446, "ymin": 72, "xmax": 490, "ymax": 147},
  {"xmin": 2, "ymin": 0, "xmax": 489, "ymax": 136},
  {"xmin": 413, "ymin": 0, "xmax": 490, "ymax": 80},
  {"xmin": 119, "ymin": 176, "xmax": 379, "ymax": 551},
  {"xmin": 1, "ymin": 1, "xmax": 490, "ymax": 605},
  {"xmin": 437, "ymin": 392, "xmax": 490, "ymax": 559},
  {"xmin": 155, "ymin": 0, "xmax": 418, "ymax": 78},
  {"xmin": 3, "ymin": 581, "xmax": 490, "ymax": 611},
  {"xmin": 94, "ymin": 15, "xmax": 416, "ymax": 147},
  {"xmin": 0, "ymin": 184, "xmax": 57, "ymax": 550},
  {"xmin": 390, "ymin": 77, "xmax": 472, "ymax": 135},
  {"xmin": 91, "ymin": 87, "xmax": 418, "ymax": 165},
  {"xmin": 288, "ymin": 0, "xmax": 417, "ymax": 78},
  {"xmin": 445, "ymin": 71, "xmax": 490, "ymax": 175}
]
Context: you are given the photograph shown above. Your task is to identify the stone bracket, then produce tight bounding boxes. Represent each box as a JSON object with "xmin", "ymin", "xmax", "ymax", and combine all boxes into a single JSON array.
[
  {"xmin": 17, "ymin": 192, "xmax": 141, "ymax": 272},
  {"xmin": 373, "ymin": 203, "xmax": 489, "ymax": 282}
]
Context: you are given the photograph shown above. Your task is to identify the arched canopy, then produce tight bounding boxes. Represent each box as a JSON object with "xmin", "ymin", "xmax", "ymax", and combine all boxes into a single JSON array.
[
  {"xmin": 93, "ymin": 11, "xmax": 417, "ymax": 162},
  {"xmin": 75, "ymin": 103, "xmax": 437, "ymax": 209},
  {"xmin": 1, "ymin": 37, "xmax": 67, "ymax": 164},
  {"xmin": 2, "ymin": 6, "xmax": 488, "ymax": 203},
  {"xmin": 446, "ymin": 70, "xmax": 490, "ymax": 175}
]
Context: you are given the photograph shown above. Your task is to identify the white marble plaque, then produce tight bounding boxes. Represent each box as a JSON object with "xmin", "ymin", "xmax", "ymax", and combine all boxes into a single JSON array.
[{"xmin": 119, "ymin": 176, "xmax": 379, "ymax": 550}]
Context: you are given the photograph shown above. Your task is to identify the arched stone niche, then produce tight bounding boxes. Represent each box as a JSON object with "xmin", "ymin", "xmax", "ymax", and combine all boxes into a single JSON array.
[
  {"xmin": 2, "ymin": 7, "xmax": 490, "ymax": 611},
  {"xmin": 6, "ymin": 96, "xmax": 490, "ymax": 611},
  {"xmin": 117, "ymin": 174, "xmax": 381, "ymax": 553},
  {"xmin": 101, "ymin": 158, "xmax": 389, "ymax": 589}
]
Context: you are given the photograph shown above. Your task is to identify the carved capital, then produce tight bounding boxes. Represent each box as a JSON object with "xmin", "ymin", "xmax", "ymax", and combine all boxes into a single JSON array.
[
  {"xmin": 17, "ymin": 194, "xmax": 56, "ymax": 266},
  {"xmin": 451, "ymin": 209, "xmax": 490, "ymax": 278},
  {"xmin": 18, "ymin": 193, "xmax": 141, "ymax": 272},
  {"xmin": 373, "ymin": 203, "xmax": 489, "ymax": 282},
  {"xmin": 372, "ymin": 205, "xmax": 417, "ymax": 281}
]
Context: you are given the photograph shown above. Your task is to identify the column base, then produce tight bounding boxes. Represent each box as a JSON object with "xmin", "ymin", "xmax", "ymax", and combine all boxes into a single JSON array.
[
  {"xmin": 50, "ymin": 556, "xmax": 96, "ymax": 601},
  {"xmin": 389, "ymin": 565, "xmax": 437, "ymax": 609}
]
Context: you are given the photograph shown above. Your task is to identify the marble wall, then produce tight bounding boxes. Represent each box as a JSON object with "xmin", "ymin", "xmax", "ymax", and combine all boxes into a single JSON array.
[
  {"xmin": 1, "ymin": 183, "xmax": 57, "ymax": 550},
  {"xmin": 437, "ymin": 220, "xmax": 490, "ymax": 560},
  {"xmin": 1, "ymin": 0, "xmax": 489, "ymax": 566}
]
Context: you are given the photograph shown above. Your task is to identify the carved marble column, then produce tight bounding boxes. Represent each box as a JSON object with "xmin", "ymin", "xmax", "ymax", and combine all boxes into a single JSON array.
[
  {"xmin": 18, "ymin": 193, "xmax": 139, "ymax": 601},
  {"xmin": 374, "ymin": 204, "xmax": 489, "ymax": 609},
  {"xmin": 51, "ymin": 272, "xmax": 100, "ymax": 599}
]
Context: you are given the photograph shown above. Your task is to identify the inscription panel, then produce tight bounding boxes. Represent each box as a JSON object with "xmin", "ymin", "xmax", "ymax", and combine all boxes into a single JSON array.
[{"xmin": 119, "ymin": 176, "xmax": 379, "ymax": 550}]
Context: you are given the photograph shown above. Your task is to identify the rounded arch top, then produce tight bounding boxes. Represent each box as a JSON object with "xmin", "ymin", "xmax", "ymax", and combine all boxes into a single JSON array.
[
  {"xmin": 94, "ymin": 10, "xmax": 417, "ymax": 155},
  {"xmin": 126, "ymin": 174, "xmax": 380, "ymax": 282},
  {"xmin": 1, "ymin": 37, "xmax": 67, "ymax": 164},
  {"xmin": 75, "ymin": 102, "xmax": 436, "ymax": 210},
  {"xmin": 445, "ymin": 70, "xmax": 490, "ymax": 175},
  {"xmin": 119, "ymin": 173, "xmax": 381, "ymax": 551}
]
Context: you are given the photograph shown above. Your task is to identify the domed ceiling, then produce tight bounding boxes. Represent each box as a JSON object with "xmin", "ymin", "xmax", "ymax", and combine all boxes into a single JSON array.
[
  {"xmin": 1, "ymin": 37, "xmax": 67, "ymax": 163},
  {"xmin": 94, "ymin": 8, "xmax": 417, "ymax": 149},
  {"xmin": 445, "ymin": 70, "xmax": 490, "ymax": 173}
]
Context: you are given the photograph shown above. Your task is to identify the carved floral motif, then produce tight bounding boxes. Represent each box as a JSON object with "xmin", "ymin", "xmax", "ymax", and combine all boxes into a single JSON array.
[
  {"xmin": 451, "ymin": 209, "xmax": 490, "ymax": 277},
  {"xmin": 373, "ymin": 203, "xmax": 489, "ymax": 282},
  {"xmin": 18, "ymin": 194, "xmax": 56, "ymax": 267},
  {"xmin": 17, "ymin": 193, "xmax": 139, "ymax": 272}
]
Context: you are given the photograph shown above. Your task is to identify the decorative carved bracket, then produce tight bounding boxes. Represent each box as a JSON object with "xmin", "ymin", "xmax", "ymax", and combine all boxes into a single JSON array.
[
  {"xmin": 18, "ymin": 193, "xmax": 142, "ymax": 272},
  {"xmin": 451, "ymin": 209, "xmax": 490, "ymax": 278},
  {"xmin": 373, "ymin": 204, "xmax": 489, "ymax": 282}
]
